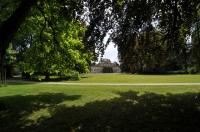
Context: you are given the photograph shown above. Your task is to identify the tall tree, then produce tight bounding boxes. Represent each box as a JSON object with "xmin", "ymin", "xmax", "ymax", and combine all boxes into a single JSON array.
[
  {"xmin": 191, "ymin": 5, "xmax": 200, "ymax": 70},
  {"xmin": 110, "ymin": 0, "xmax": 199, "ymax": 73},
  {"xmin": 0, "ymin": 0, "xmax": 85, "ymax": 82}
]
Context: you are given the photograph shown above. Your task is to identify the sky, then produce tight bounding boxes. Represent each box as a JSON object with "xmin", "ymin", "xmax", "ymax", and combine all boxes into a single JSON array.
[
  {"xmin": 102, "ymin": 42, "xmax": 119, "ymax": 63},
  {"xmin": 98, "ymin": 32, "xmax": 119, "ymax": 63}
]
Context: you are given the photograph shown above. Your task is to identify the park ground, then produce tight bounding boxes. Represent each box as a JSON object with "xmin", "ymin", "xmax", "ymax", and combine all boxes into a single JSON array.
[{"xmin": 1, "ymin": 74, "xmax": 200, "ymax": 131}]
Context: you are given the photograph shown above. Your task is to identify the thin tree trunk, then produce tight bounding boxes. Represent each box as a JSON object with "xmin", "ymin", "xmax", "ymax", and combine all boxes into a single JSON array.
[
  {"xmin": 45, "ymin": 73, "xmax": 50, "ymax": 80},
  {"xmin": 197, "ymin": 17, "xmax": 200, "ymax": 67},
  {"xmin": 0, "ymin": 52, "xmax": 5, "ymax": 85}
]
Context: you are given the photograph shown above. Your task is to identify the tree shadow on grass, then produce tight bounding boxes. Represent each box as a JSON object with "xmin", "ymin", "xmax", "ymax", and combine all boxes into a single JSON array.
[
  {"xmin": 32, "ymin": 92, "xmax": 200, "ymax": 132},
  {"xmin": 0, "ymin": 93, "xmax": 81, "ymax": 132},
  {"xmin": 1, "ymin": 91, "xmax": 200, "ymax": 132}
]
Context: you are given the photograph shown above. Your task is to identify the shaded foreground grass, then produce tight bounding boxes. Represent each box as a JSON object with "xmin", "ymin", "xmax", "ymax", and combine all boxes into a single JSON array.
[
  {"xmin": 1, "ymin": 84, "xmax": 200, "ymax": 131},
  {"xmin": 67, "ymin": 74, "xmax": 200, "ymax": 83}
]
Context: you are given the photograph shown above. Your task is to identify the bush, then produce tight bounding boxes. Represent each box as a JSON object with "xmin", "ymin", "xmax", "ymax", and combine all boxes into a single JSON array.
[
  {"xmin": 70, "ymin": 71, "xmax": 80, "ymax": 80},
  {"xmin": 103, "ymin": 67, "xmax": 113, "ymax": 73},
  {"xmin": 167, "ymin": 70, "xmax": 188, "ymax": 74},
  {"xmin": 60, "ymin": 70, "xmax": 80, "ymax": 80},
  {"xmin": 187, "ymin": 67, "xmax": 198, "ymax": 74},
  {"xmin": 30, "ymin": 75, "xmax": 43, "ymax": 81}
]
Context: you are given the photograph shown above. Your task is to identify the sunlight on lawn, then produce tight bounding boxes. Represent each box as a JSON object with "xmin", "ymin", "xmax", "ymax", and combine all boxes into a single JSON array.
[
  {"xmin": 1, "ymin": 83, "xmax": 200, "ymax": 130},
  {"xmin": 66, "ymin": 74, "xmax": 200, "ymax": 83}
]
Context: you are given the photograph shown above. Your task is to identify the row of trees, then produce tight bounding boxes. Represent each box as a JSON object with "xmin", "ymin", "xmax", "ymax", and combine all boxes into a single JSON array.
[
  {"xmin": 0, "ymin": 0, "xmax": 200, "ymax": 81},
  {"xmin": 110, "ymin": 0, "xmax": 200, "ymax": 73}
]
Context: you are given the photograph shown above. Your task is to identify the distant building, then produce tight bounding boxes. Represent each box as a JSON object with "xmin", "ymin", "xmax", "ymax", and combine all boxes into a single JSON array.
[{"xmin": 91, "ymin": 58, "xmax": 121, "ymax": 73}]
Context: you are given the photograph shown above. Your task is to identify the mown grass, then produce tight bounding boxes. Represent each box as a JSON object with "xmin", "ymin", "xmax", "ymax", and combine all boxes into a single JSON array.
[
  {"xmin": 1, "ymin": 83, "xmax": 200, "ymax": 131},
  {"xmin": 66, "ymin": 73, "xmax": 200, "ymax": 83}
]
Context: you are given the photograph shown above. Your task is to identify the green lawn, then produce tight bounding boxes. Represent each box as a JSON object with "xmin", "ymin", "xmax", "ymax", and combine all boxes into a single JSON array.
[
  {"xmin": 1, "ymin": 82, "xmax": 200, "ymax": 131},
  {"xmin": 67, "ymin": 73, "xmax": 200, "ymax": 83}
]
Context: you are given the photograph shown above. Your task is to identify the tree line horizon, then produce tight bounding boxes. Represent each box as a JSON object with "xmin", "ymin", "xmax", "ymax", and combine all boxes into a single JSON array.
[{"xmin": 0, "ymin": 0, "xmax": 200, "ymax": 82}]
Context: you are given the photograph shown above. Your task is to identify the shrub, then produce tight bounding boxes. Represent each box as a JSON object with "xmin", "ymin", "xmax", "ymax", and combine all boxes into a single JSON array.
[
  {"xmin": 60, "ymin": 70, "xmax": 80, "ymax": 80},
  {"xmin": 70, "ymin": 71, "xmax": 80, "ymax": 80},
  {"xmin": 30, "ymin": 75, "xmax": 43, "ymax": 81},
  {"xmin": 187, "ymin": 67, "xmax": 198, "ymax": 74},
  {"xmin": 103, "ymin": 67, "xmax": 113, "ymax": 73}
]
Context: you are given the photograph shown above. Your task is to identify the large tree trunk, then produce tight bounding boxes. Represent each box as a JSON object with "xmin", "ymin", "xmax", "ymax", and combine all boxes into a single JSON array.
[
  {"xmin": 0, "ymin": 0, "xmax": 36, "ymax": 84},
  {"xmin": 0, "ymin": 0, "xmax": 36, "ymax": 47}
]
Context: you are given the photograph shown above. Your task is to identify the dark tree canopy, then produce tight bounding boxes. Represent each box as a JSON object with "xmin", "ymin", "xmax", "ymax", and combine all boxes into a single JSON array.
[{"xmin": 109, "ymin": 0, "xmax": 200, "ymax": 73}]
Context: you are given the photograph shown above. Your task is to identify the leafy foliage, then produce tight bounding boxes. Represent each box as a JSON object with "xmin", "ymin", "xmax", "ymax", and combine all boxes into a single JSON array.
[
  {"xmin": 8, "ymin": 1, "xmax": 92, "ymax": 79},
  {"xmin": 1, "ymin": 0, "xmax": 200, "ymax": 76},
  {"xmin": 110, "ymin": 0, "xmax": 199, "ymax": 73}
]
